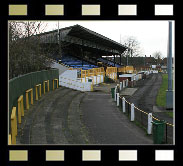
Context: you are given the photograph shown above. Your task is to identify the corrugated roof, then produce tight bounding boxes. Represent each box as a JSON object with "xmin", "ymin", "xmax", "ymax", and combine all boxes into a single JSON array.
[{"xmin": 38, "ymin": 24, "xmax": 128, "ymax": 53}]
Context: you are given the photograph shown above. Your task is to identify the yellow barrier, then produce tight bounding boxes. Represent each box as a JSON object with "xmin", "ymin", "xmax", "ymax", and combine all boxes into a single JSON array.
[
  {"xmin": 53, "ymin": 79, "xmax": 58, "ymax": 90},
  {"xmin": 87, "ymin": 69, "xmax": 94, "ymax": 77},
  {"xmin": 118, "ymin": 66, "xmax": 126, "ymax": 73},
  {"xmin": 8, "ymin": 134, "xmax": 12, "ymax": 145},
  {"xmin": 81, "ymin": 70, "xmax": 87, "ymax": 83},
  {"xmin": 88, "ymin": 69, "xmax": 94, "ymax": 84},
  {"xmin": 43, "ymin": 80, "xmax": 49, "ymax": 94},
  {"xmin": 100, "ymin": 67, "xmax": 105, "ymax": 81},
  {"xmin": 11, "ymin": 107, "xmax": 17, "ymax": 145},
  {"xmin": 93, "ymin": 68, "xmax": 98, "ymax": 84},
  {"xmin": 79, "ymin": 67, "xmax": 105, "ymax": 84},
  {"xmin": 106, "ymin": 67, "xmax": 117, "ymax": 81},
  {"xmin": 118, "ymin": 66, "xmax": 135, "ymax": 73},
  {"xmin": 91, "ymin": 84, "xmax": 93, "ymax": 91},
  {"xmin": 126, "ymin": 66, "xmax": 134, "ymax": 73},
  {"xmin": 26, "ymin": 88, "xmax": 33, "ymax": 110},
  {"xmin": 35, "ymin": 84, "xmax": 41, "ymax": 100},
  {"xmin": 17, "ymin": 95, "xmax": 24, "ymax": 124}
]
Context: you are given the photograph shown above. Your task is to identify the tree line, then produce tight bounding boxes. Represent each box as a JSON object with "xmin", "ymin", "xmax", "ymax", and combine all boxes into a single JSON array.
[{"xmin": 9, "ymin": 21, "xmax": 54, "ymax": 79}]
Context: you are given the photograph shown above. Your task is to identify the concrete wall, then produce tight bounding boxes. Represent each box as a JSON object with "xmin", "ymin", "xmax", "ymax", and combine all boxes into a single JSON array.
[
  {"xmin": 51, "ymin": 62, "xmax": 68, "ymax": 75},
  {"xmin": 59, "ymin": 70, "xmax": 93, "ymax": 91}
]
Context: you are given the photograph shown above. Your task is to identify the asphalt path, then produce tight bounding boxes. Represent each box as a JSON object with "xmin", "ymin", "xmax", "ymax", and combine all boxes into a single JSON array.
[{"xmin": 80, "ymin": 92, "xmax": 153, "ymax": 144}]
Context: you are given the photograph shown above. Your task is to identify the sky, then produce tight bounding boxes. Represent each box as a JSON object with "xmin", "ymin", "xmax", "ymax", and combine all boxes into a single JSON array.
[{"xmin": 40, "ymin": 20, "xmax": 175, "ymax": 58}]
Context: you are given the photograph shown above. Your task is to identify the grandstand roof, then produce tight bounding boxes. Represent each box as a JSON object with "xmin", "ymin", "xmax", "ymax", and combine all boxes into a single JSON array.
[{"xmin": 39, "ymin": 24, "xmax": 128, "ymax": 54}]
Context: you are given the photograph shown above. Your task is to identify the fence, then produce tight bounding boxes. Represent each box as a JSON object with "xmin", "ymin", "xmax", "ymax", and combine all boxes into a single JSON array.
[
  {"xmin": 9, "ymin": 69, "xmax": 59, "ymax": 144},
  {"xmin": 106, "ymin": 67, "xmax": 117, "ymax": 81},
  {"xmin": 81, "ymin": 67, "xmax": 105, "ymax": 84},
  {"xmin": 9, "ymin": 69, "xmax": 59, "ymax": 113},
  {"xmin": 113, "ymin": 84, "xmax": 174, "ymax": 144}
]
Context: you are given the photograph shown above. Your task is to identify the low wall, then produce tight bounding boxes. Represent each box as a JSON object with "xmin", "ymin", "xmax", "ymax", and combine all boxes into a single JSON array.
[{"xmin": 9, "ymin": 69, "xmax": 59, "ymax": 123}]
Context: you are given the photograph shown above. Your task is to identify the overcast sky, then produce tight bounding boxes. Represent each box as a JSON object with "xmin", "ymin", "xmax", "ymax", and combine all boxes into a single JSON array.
[{"xmin": 41, "ymin": 20, "xmax": 175, "ymax": 58}]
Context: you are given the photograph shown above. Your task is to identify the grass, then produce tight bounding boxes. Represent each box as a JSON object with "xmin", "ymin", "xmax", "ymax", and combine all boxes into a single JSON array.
[
  {"xmin": 156, "ymin": 74, "xmax": 168, "ymax": 107},
  {"xmin": 165, "ymin": 112, "xmax": 173, "ymax": 118},
  {"xmin": 156, "ymin": 73, "xmax": 174, "ymax": 118}
]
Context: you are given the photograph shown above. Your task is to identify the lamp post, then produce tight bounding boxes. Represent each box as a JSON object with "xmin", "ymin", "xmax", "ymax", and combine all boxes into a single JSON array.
[
  {"xmin": 166, "ymin": 21, "xmax": 173, "ymax": 110},
  {"xmin": 57, "ymin": 21, "xmax": 62, "ymax": 59}
]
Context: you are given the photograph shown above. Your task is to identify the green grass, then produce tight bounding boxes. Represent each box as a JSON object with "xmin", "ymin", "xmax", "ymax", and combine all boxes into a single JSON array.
[
  {"xmin": 156, "ymin": 74, "xmax": 168, "ymax": 107},
  {"xmin": 165, "ymin": 112, "xmax": 173, "ymax": 118}
]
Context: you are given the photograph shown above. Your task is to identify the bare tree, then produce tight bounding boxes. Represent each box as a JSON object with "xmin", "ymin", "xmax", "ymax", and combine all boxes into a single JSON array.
[
  {"xmin": 121, "ymin": 36, "xmax": 142, "ymax": 65},
  {"xmin": 9, "ymin": 21, "xmax": 53, "ymax": 79},
  {"xmin": 152, "ymin": 51, "xmax": 162, "ymax": 65}
]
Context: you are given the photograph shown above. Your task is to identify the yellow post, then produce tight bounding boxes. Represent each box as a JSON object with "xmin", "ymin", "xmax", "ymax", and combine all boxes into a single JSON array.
[
  {"xmin": 53, "ymin": 79, "xmax": 58, "ymax": 90},
  {"xmin": 91, "ymin": 84, "xmax": 93, "ymax": 91},
  {"xmin": 18, "ymin": 100, "xmax": 21, "ymax": 124},
  {"xmin": 47, "ymin": 80, "xmax": 49, "ymax": 92},
  {"xmin": 53, "ymin": 80, "xmax": 54, "ymax": 90},
  {"xmin": 31, "ymin": 89, "xmax": 33, "ymax": 105},
  {"xmin": 35, "ymin": 85, "xmax": 38, "ymax": 100},
  {"xmin": 26, "ymin": 88, "xmax": 33, "ymax": 109},
  {"xmin": 26, "ymin": 92, "xmax": 29, "ymax": 110},
  {"xmin": 11, "ymin": 107, "xmax": 17, "ymax": 145},
  {"xmin": 43, "ymin": 81, "xmax": 48, "ymax": 94},
  {"xmin": 8, "ymin": 134, "xmax": 12, "ymax": 145},
  {"xmin": 44, "ymin": 81, "xmax": 45, "ymax": 94},
  {"xmin": 39, "ymin": 84, "xmax": 41, "ymax": 97},
  {"xmin": 56, "ymin": 79, "xmax": 58, "ymax": 88},
  {"xmin": 85, "ymin": 71, "xmax": 86, "ymax": 83},
  {"xmin": 21, "ymin": 96, "xmax": 24, "ymax": 117},
  {"xmin": 96, "ymin": 70, "xmax": 97, "ymax": 84},
  {"xmin": 17, "ymin": 95, "xmax": 23, "ymax": 124},
  {"xmin": 35, "ymin": 84, "xmax": 42, "ymax": 100},
  {"xmin": 100, "ymin": 68, "xmax": 101, "ymax": 83}
]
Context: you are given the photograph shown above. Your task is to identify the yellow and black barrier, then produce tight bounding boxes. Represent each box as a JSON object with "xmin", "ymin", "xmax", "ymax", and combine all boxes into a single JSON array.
[{"xmin": 119, "ymin": 96, "xmax": 174, "ymax": 127}]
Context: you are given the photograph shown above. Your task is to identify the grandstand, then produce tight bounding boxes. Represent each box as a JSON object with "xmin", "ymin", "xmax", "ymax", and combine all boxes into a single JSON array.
[
  {"xmin": 57, "ymin": 54, "xmax": 98, "ymax": 70},
  {"xmin": 38, "ymin": 24, "xmax": 127, "ymax": 70}
]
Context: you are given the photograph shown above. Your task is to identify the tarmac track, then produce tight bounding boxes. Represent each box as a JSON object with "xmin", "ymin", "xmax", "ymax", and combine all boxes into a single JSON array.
[
  {"xmin": 127, "ymin": 74, "xmax": 162, "ymax": 113},
  {"xmin": 80, "ymin": 92, "xmax": 153, "ymax": 144}
]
